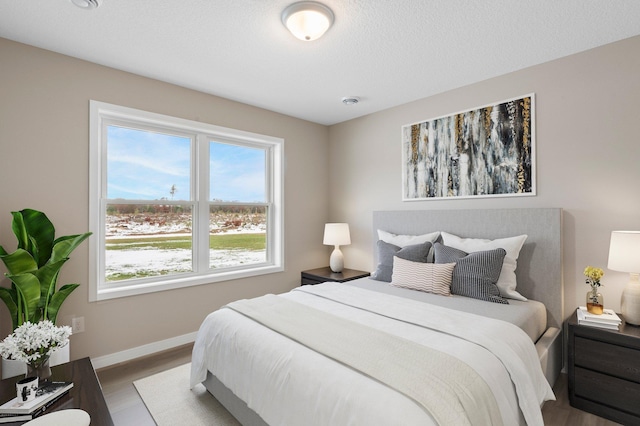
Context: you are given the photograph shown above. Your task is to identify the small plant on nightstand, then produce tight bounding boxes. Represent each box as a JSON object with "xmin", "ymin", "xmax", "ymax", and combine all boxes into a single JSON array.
[{"xmin": 584, "ymin": 266, "xmax": 605, "ymax": 315}]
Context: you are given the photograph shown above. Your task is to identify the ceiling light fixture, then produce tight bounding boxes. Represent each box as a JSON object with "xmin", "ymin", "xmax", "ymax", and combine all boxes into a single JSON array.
[
  {"xmin": 70, "ymin": 0, "xmax": 100, "ymax": 9},
  {"xmin": 281, "ymin": 1, "xmax": 334, "ymax": 41},
  {"xmin": 342, "ymin": 96, "xmax": 360, "ymax": 105}
]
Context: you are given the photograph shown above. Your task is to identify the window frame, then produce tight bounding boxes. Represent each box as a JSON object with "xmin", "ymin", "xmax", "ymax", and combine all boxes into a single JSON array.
[{"xmin": 89, "ymin": 100, "xmax": 284, "ymax": 302}]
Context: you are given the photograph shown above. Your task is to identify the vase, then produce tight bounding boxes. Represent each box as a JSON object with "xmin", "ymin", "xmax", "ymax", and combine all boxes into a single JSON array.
[
  {"xmin": 1, "ymin": 357, "xmax": 27, "ymax": 379},
  {"xmin": 49, "ymin": 343, "xmax": 70, "ymax": 367},
  {"xmin": 1, "ymin": 344, "xmax": 69, "ymax": 380},
  {"xmin": 587, "ymin": 289, "xmax": 604, "ymax": 315},
  {"xmin": 621, "ymin": 273, "xmax": 640, "ymax": 325},
  {"xmin": 27, "ymin": 356, "xmax": 51, "ymax": 381}
]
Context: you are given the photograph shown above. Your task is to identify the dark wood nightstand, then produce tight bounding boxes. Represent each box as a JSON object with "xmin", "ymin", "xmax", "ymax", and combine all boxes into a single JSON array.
[
  {"xmin": 568, "ymin": 310, "xmax": 640, "ymax": 424},
  {"xmin": 301, "ymin": 267, "xmax": 370, "ymax": 286}
]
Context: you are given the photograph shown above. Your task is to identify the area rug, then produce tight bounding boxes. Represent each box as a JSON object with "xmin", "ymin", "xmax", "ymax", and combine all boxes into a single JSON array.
[{"xmin": 134, "ymin": 363, "xmax": 240, "ymax": 426}]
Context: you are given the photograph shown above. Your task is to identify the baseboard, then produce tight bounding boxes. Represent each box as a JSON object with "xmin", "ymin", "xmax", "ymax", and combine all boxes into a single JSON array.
[{"xmin": 91, "ymin": 331, "xmax": 197, "ymax": 370}]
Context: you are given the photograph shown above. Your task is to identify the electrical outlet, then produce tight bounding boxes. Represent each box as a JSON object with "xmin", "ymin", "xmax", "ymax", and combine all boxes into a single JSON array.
[{"xmin": 71, "ymin": 316, "xmax": 85, "ymax": 334}]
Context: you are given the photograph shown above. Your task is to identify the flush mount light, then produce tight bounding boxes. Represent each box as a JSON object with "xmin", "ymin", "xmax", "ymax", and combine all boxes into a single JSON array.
[
  {"xmin": 341, "ymin": 96, "xmax": 360, "ymax": 105},
  {"xmin": 281, "ymin": 1, "xmax": 334, "ymax": 41},
  {"xmin": 70, "ymin": 0, "xmax": 100, "ymax": 9}
]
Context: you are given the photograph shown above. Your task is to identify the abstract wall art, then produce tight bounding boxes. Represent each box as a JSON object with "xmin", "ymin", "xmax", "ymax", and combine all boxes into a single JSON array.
[{"xmin": 402, "ymin": 94, "xmax": 535, "ymax": 200}]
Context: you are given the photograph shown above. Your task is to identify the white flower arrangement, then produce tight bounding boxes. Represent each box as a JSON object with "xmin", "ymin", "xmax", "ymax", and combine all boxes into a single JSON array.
[{"xmin": 0, "ymin": 320, "xmax": 72, "ymax": 364}]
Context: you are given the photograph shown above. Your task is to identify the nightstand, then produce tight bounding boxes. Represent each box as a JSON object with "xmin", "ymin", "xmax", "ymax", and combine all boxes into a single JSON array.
[
  {"xmin": 568, "ymin": 310, "xmax": 640, "ymax": 424},
  {"xmin": 301, "ymin": 267, "xmax": 370, "ymax": 286}
]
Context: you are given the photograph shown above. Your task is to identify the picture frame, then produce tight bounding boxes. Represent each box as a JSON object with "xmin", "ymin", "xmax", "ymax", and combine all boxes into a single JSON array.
[{"xmin": 402, "ymin": 94, "xmax": 535, "ymax": 201}]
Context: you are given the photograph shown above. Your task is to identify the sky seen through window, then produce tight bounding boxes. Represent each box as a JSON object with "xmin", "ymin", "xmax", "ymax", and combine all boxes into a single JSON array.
[{"xmin": 107, "ymin": 126, "xmax": 266, "ymax": 202}]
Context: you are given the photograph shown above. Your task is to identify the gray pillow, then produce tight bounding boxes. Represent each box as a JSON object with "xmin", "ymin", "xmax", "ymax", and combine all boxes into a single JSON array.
[
  {"xmin": 371, "ymin": 240, "xmax": 432, "ymax": 283},
  {"xmin": 433, "ymin": 242, "xmax": 508, "ymax": 304}
]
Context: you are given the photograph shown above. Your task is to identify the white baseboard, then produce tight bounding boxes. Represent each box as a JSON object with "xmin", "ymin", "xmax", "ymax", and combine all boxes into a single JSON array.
[{"xmin": 91, "ymin": 331, "xmax": 198, "ymax": 370}]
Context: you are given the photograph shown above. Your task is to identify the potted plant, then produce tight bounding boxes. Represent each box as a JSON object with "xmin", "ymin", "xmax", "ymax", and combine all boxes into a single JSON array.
[
  {"xmin": 0, "ymin": 320, "xmax": 72, "ymax": 380},
  {"xmin": 0, "ymin": 209, "xmax": 91, "ymax": 329},
  {"xmin": 0, "ymin": 209, "xmax": 91, "ymax": 377}
]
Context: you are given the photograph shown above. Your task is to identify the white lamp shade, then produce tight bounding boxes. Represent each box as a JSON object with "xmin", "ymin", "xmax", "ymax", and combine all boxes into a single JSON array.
[
  {"xmin": 323, "ymin": 223, "xmax": 351, "ymax": 246},
  {"xmin": 282, "ymin": 1, "xmax": 334, "ymax": 41},
  {"xmin": 608, "ymin": 231, "xmax": 640, "ymax": 273}
]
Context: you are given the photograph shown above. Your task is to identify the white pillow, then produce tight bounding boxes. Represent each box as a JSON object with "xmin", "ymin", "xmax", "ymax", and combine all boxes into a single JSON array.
[
  {"xmin": 377, "ymin": 230, "xmax": 440, "ymax": 247},
  {"xmin": 391, "ymin": 256, "xmax": 455, "ymax": 296},
  {"xmin": 440, "ymin": 232, "xmax": 528, "ymax": 301}
]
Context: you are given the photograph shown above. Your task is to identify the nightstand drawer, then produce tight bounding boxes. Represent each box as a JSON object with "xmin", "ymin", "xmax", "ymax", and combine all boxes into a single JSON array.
[
  {"xmin": 575, "ymin": 366, "xmax": 640, "ymax": 417},
  {"xmin": 575, "ymin": 336, "xmax": 640, "ymax": 382},
  {"xmin": 301, "ymin": 277, "xmax": 324, "ymax": 285}
]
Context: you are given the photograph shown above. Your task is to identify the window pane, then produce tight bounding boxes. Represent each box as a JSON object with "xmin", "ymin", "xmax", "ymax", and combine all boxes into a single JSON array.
[
  {"xmin": 107, "ymin": 125, "xmax": 191, "ymax": 201},
  {"xmin": 210, "ymin": 142, "xmax": 266, "ymax": 202},
  {"xmin": 105, "ymin": 204, "xmax": 193, "ymax": 281},
  {"xmin": 209, "ymin": 205, "xmax": 266, "ymax": 269},
  {"xmin": 91, "ymin": 101, "xmax": 283, "ymax": 300}
]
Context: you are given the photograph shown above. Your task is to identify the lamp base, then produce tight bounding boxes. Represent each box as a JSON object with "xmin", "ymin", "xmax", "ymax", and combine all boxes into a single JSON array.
[
  {"xmin": 329, "ymin": 246, "xmax": 344, "ymax": 273},
  {"xmin": 622, "ymin": 273, "xmax": 640, "ymax": 326}
]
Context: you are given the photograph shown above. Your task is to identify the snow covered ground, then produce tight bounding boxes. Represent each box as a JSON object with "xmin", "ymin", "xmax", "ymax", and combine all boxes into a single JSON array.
[
  {"xmin": 104, "ymin": 213, "xmax": 266, "ymax": 281},
  {"xmin": 105, "ymin": 247, "xmax": 266, "ymax": 280}
]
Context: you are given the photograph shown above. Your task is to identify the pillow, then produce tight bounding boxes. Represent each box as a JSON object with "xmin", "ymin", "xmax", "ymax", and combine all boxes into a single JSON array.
[
  {"xmin": 378, "ymin": 230, "xmax": 440, "ymax": 262},
  {"xmin": 434, "ymin": 243, "xmax": 508, "ymax": 304},
  {"xmin": 377, "ymin": 229, "xmax": 440, "ymax": 247},
  {"xmin": 441, "ymin": 232, "xmax": 528, "ymax": 301},
  {"xmin": 370, "ymin": 240, "xmax": 432, "ymax": 283},
  {"xmin": 390, "ymin": 256, "xmax": 455, "ymax": 296}
]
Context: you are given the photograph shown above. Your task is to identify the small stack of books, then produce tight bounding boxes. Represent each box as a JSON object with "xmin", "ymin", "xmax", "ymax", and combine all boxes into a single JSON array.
[
  {"xmin": 577, "ymin": 306, "xmax": 622, "ymax": 330},
  {"xmin": 0, "ymin": 381, "xmax": 73, "ymax": 423}
]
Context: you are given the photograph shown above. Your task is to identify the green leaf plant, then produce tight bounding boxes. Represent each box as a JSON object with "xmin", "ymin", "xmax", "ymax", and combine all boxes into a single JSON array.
[{"xmin": 0, "ymin": 209, "xmax": 91, "ymax": 330}]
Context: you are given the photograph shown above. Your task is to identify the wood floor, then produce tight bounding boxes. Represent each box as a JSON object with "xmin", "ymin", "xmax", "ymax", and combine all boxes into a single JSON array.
[
  {"xmin": 96, "ymin": 343, "xmax": 193, "ymax": 425},
  {"xmin": 96, "ymin": 344, "xmax": 621, "ymax": 426}
]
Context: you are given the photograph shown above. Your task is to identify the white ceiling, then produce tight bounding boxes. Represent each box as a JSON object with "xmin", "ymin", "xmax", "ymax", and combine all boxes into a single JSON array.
[{"xmin": 2, "ymin": 0, "xmax": 640, "ymax": 125}]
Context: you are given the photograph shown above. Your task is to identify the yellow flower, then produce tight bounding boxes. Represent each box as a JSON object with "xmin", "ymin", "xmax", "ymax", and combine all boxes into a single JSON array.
[{"xmin": 584, "ymin": 266, "xmax": 604, "ymax": 288}]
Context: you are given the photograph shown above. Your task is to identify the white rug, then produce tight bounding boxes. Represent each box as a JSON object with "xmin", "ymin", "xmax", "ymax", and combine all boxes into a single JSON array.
[{"xmin": 134, "ymin": 363, "xmax": 241, "ymax": 426}]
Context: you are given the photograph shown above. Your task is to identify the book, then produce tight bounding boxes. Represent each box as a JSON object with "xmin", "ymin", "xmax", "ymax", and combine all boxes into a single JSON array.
[
  {"xmin": 577, "ymin": 319, "xmax": 620, "ymax": 330},
  {"xmin": 577, "ymin": 307, "xmax": 622, "ymax": 324},
  {"xmin": 0, "ymin": 413, "xmax": 32, "ymax": 424},
  {"xmin": 0, "ymin": 391, "xmax": 71, "ymax": 424},
  {"xmin": 0, "ymin": 381, "xmax": 73, "ymax": 415}
]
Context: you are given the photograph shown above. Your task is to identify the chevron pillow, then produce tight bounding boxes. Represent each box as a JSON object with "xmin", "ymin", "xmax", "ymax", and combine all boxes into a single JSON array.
[{"xmin": 390, "ymin": 256, "xmax": 455, "ymax": 296}]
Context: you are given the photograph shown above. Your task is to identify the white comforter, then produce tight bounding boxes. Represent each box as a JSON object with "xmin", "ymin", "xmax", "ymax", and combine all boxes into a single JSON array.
[{"xmin": 191, "ymin": 283, "xmax": 555, "ymax": 426}]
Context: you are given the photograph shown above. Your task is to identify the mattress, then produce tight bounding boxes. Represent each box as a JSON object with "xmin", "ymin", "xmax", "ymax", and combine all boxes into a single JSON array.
[
  {"xmin": 191, "ymin": 282, "xmax": 554, "ymax": 426},
  {"xmin": 345, "ymin": 276, "xmax": 548, "ymax": 342}
]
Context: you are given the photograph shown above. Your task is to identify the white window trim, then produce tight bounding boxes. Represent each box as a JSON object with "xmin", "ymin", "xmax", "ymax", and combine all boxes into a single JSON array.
[{"xmin": 88, "ymin": 100, "xmax": 284, "ymax": 302}]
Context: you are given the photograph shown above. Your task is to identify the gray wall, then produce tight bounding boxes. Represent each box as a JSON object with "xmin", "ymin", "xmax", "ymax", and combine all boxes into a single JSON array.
[
  {"xmin": 329, "ymin": 35, "xmax": 640, "ymax": 321},
  {"xmin": 0, "ymin": 38, "xmax": 330, "ymax": 361},
  {"xmin": 2, "ymin": 33, "xmax": 639, "ymax": 363}
]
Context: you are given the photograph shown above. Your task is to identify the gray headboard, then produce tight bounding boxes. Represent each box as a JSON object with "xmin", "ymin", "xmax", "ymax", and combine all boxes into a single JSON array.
[{"xmin": 372, "ymin": 208, "xmax": 564, "ymax": 329}]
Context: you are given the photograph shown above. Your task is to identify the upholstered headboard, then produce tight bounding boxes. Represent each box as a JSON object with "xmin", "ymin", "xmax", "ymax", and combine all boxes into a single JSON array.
[{"xmin": 372, "ymin": 208, "xmax": 564, "ymax": 329}]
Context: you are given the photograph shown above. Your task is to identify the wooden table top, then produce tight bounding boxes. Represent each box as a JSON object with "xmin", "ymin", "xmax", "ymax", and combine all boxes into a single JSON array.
[{"xmin": 0, "ymin": 357, "xmax": 113, "ymax": 425}]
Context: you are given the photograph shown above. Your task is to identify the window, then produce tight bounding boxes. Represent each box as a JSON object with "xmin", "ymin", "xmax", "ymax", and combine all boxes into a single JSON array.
[{"xmin": 89, "ymin": 101, "xmax": 283, "ymax": 301}]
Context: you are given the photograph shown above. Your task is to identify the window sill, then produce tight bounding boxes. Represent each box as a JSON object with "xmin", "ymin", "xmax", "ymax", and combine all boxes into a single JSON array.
[{"xmin": 90, "ymin": 264, "xmax": 284, "ymax": 301}]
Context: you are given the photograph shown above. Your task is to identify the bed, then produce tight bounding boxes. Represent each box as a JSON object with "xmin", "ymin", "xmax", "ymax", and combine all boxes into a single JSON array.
[{"xmin": 191, "ymin": 208, "xmax": 564, "ymax": 426}]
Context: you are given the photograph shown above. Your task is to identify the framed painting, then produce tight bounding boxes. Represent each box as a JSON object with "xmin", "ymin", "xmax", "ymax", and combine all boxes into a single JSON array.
[{"xmin": 402, "ymin": 94, "xmax": 535, "ymax": 200}]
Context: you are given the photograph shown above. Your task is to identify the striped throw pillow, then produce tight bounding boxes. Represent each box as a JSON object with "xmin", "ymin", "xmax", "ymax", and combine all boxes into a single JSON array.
[
  {"xmin": 434, "ymin": 242, "xmax": 508, "ymax": 304},
  {"xmin": 441, "ymin": 232, "xmax": 527, "ymax": 301},
  {"xmin": 390, "ymin": 256, "xmax": 455, "ymax": 296}
]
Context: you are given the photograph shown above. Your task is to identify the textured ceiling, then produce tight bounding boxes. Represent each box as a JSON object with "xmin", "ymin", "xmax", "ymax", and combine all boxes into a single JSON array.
[{"xmin": 1, "ymin": 0, "xmax": 640, "ymax": 125}]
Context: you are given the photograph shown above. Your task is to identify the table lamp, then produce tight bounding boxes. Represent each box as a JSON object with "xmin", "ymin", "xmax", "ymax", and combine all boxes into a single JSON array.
[
  {"xmin": 323, "ymin": 223, "xmax": 351, "ymax": 272},
  {"xmin": 607, "ymin": 231, "xmax": 640, "ymax": 325}
]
